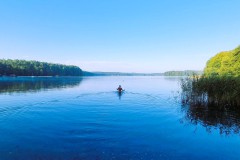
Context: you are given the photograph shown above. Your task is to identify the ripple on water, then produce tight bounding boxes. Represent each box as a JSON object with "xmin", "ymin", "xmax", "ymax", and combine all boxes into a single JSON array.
[{"xmin": 1, "ymin": 77, "xmax": 240, "ymax": 160}]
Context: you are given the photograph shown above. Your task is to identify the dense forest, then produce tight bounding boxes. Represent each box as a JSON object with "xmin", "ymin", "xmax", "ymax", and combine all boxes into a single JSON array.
[
  {"xmin": 204, "ymin": 46, "xmax": 240, "ymax": 77},
  {"xmin": 164, "ymin": 70, "xmax": 202, "ymax": 76},
  {"xmin": 0, "ymin": 59, "xmax": 83, "ymax": 76}
]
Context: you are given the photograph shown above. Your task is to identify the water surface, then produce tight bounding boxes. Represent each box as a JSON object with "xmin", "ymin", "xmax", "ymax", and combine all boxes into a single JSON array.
[{"xmin": 0, "ymin": 76, "xmax": 240, "ymax": 160}]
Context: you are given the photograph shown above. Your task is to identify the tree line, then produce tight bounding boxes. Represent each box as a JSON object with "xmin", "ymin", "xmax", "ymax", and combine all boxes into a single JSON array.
[
  {"xmin": 204, "ymin": 46, "xmax": 240, "ymax": 77},
  {"xmin": 181, "ymin": 45, "xmax": 240, "ymax": 108},
  {"xmin": 0, "ymin": 59, "xmax": 83, "ymax": 76},
  {"xmin": 164, "ymin": 70, "xmax": 202, "ymax": 76}
]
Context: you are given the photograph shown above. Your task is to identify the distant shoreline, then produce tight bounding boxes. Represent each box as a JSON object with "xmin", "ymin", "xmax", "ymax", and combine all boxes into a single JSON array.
[
  {"xmin": 82, "ymin": 70, "xmax": 203, "ymax": 76},
  {"xmin": 0, "ymin": 75, "xmax": 195, "ymax": 78}
]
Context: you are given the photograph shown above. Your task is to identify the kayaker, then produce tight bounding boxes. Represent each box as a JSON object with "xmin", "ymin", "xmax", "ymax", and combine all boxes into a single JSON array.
[{"xmin": 117, "ymin": 85, "xmax": 123, "ymax": 92}]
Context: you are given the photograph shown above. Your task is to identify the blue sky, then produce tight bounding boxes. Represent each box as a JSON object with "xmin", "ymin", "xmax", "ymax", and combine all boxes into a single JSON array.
[{"xmin": 0, "ymin": 0, "xmax": 239, "ymax": 73}]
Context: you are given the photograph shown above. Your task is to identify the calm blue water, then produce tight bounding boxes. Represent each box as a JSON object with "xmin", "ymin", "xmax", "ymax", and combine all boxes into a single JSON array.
[{"xmin": 0, "ymin": 76, "xmax": 240, "ymax": 160}]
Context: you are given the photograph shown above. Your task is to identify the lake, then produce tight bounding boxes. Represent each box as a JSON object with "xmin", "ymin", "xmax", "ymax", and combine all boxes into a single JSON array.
[{"xmin": 0, "ymin": 76, "xmax": 240, "ymax": 160}]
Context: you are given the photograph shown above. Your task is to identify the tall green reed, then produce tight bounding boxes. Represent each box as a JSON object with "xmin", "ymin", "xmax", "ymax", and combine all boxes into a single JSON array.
[{"xmin": 181, "ymin": 76, "xmax": 240, "ymax": 107}]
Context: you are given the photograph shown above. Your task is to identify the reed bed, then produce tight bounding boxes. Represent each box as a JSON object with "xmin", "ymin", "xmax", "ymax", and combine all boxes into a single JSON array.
[{"xmin": 180, "ymin": 76, "xmax": 240, "ymax": 107}]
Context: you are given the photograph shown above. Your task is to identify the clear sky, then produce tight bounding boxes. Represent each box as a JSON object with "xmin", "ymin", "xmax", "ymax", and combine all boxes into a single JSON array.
[{"xmin": 0, "ymin": 0, "xmax": 239, "ymax": 73}]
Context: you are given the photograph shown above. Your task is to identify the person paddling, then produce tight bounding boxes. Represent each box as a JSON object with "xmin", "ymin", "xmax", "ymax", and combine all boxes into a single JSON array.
[{"xmin": 117, "ymin": 85, "xmax": 123, "ymax": 92}]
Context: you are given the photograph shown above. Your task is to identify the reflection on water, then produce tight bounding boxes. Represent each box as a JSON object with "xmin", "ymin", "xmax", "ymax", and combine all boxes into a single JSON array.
[
  {"xmin": 0, "ymin": 77, "xmax": 82, "ymax": 94},
  {"xmin": 0, "ymin": 76, "xmax": 240, "ymax": 159},
  {"xmin": 117, "ymin": 91, "xmax": 123, "ymax": 100},
  {"xmin": 181, "ymin": 104, "xmax": 240, "ymax": 135}
]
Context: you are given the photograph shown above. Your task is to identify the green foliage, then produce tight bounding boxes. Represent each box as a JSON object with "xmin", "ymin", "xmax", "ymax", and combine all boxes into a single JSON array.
[
  {"xmin": 164, "ymin": 70, "xmax": 202, "ymax": 76},
  {"xmin": 204, "ymin": 46, "xmax": 240, "ymax": 77},
  {"xmin": 181, "ymin": 45, "xmax": 240, "ymax": 108},
  {"xmin": 181, "ymin": 76, "xmax": 240, "ymax": 107},
  {"xmin": 0, "ymin": 59, "xmax": 83, "ymax": 76}
]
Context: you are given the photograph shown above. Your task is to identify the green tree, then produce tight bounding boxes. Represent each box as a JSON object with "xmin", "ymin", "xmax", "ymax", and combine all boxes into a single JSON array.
[
  {"xmin": 0, "ymin": 59, "xmax": 83, "ymax": 76},
  {"xmin": 204, "ymin": 46, "xmax": 240, "ymax": 77}
]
